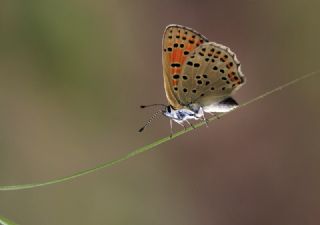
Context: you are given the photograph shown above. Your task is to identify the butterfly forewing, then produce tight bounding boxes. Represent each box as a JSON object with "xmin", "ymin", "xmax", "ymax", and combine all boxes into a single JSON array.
[
  {"xmin": 177, "ymin": 42, "xmax": 245, "ymax": 106},
  {"xmin": 162, "ymin": 24, "xmax": 208, "ymax": 109}
]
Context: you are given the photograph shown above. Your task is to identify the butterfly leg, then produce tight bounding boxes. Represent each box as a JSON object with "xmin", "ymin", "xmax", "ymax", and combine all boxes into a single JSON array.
[
  {"xmin": 169, "ymin": 119, "xmax": 173, "ymax": 138},
  {"xmin": 176, "ymin": 122, "xmax": 187, "ymax": 131},
  {"xmin": 202, "ymin": 114, "xmax": 209, "ymax": 127},
  {"xmin": 186, "ymin": 120, "xmax": 195, "ymax": 129},
  {"xmin": 207, "ymin": 112, "xmax": 220, "ymax": 120},
  {"xmin": 183, "ymin": 123, "xmax": 187, "ymax": 131}
]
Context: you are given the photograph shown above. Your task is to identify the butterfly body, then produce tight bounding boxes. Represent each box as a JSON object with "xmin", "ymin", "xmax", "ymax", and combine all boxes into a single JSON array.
[
  {"xmin": 163, "ymin": 104, "xmax": 203, "ymax": 124},
  {"xmin": 163, "ymin": 95, "xmax": 238, "ymax": 123}
]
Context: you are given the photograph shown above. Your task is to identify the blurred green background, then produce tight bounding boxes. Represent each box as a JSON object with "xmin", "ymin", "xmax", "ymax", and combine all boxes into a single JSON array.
[{"xmin": 1, "ymin": 0, "xmax": 320, "ymax": 224}]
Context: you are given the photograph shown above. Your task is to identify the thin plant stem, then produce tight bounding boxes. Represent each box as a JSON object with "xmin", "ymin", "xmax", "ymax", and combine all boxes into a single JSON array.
[
  {"xmin": 0, "ymin": 70, "xmax": 319, "ymax": 191},
  {"xmin": 0, "ymin": 214, "xmax": 19, "ymax": 225}
]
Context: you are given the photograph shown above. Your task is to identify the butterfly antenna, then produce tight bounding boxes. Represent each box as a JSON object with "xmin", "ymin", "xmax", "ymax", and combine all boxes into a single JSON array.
[
  {"xmin": 140, "ymin": 104, "xmax": 167, "ymax": 109},
  {"xmin": 138, "ymin": 109, "xmax": 164, "ymax": 132}
]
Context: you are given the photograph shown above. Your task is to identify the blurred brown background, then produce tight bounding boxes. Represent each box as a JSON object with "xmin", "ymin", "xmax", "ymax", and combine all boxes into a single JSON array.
[{"xmin": 1, "ymin": 0, "xmax": 320, "ymax": 224}]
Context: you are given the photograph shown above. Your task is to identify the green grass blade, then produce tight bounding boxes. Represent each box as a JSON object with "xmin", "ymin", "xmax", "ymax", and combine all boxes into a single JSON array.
[
  {"xmin": 0, "ymin": 70, "xmax": 318, "ymax": 191},
  {"xmin": 0, "ymin": 214, "xmax": 19, "ymax": 225}
]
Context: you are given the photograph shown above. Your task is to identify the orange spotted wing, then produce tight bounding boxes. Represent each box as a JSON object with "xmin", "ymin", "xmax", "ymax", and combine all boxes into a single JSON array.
[{"xmin": 162, "ymin": 24, "xmax": 208, "ymax": 109}]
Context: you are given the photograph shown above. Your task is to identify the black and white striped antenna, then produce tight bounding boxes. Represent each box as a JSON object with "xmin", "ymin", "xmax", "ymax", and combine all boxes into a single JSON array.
[
  {"xmin": 138, "ymin": 109, "xmax": 164, "ymax": 132},
  {"xmin": 140, "ymin": 104, "xmax": 167, "ymax": 109}
]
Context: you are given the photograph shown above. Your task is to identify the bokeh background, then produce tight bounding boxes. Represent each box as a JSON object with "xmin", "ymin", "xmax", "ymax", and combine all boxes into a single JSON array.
[{"xmin": 1, "ymin": 0, "xmax": 320, "ymax": 224}]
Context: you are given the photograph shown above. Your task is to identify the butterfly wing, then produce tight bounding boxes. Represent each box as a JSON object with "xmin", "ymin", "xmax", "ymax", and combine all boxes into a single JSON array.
[
  {"xmin": 162, "ymin": 24, "xmax": 208, "ymax": 109},
  {"xmin": 177, "ymin": 42, "xmax": 245, "ymax": 110}
]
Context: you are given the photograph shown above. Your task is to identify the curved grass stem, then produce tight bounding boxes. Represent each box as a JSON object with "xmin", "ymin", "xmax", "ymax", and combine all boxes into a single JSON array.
[
  {"xmin": 0, "ymin": 214, "xmax": 19, "ymax": 225},
  {"xmin": 0, "ymin": 70, "xmax": 319, "ymax": 191}
]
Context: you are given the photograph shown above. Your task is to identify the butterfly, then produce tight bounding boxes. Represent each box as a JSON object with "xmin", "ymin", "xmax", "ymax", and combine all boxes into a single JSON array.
[{"xmin": 139, "ymin": 24, "xmax": 245, "ymax": 135}]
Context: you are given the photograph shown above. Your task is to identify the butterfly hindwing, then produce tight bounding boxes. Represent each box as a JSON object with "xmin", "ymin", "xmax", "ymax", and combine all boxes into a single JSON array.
[
  {"xmin": 177, "ymin": 42, "xmax": 245, "ymax": 106},
  {"xmin": 162, "ymin": 24, "xmax": 209, "ymax": 109}
]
